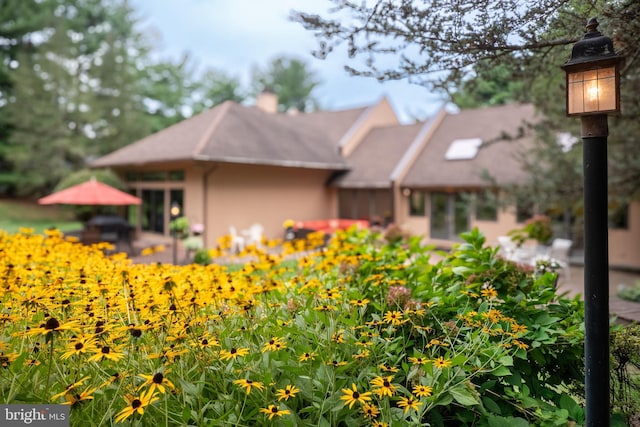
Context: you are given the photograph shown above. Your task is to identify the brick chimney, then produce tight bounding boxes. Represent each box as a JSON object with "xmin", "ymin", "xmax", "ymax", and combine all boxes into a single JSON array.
[{"xmin": 255, "ymin": 88, "xmax": 278, "ymax": 113}]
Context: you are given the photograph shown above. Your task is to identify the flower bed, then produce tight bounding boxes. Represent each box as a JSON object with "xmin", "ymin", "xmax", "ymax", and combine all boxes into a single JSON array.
[{"xmin": 0, "ymin": 227, "xmax": 590, "ymax": 425}]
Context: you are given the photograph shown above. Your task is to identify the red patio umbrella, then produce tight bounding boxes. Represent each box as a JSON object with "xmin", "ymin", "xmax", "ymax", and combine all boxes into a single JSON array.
[{"xmin": 38, "ymin": 178, "xmax": 141, "ymax": 206}]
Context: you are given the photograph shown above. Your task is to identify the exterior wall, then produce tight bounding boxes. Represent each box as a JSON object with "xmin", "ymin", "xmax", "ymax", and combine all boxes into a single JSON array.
[
  {"xmin": 609, "ymin": 201, "xmax": 640, "ymax": 269},
  {"xmin": 202, "ymin": 164, "xmax": 338, "ymax": 246}
]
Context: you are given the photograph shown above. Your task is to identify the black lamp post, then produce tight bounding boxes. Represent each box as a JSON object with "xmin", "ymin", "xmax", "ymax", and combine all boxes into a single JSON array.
[
  {"xmin": 561, "ymin": 17, "xmax": 624, "ymax": 427},
  {"xmin": 170, "ymin": 201, "xmax": 181, "ymax": 265}
]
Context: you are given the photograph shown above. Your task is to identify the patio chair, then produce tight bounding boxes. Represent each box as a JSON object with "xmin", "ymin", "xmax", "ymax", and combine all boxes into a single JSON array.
[
  {"xmin": 497, "ymin": 236, "xmax": 517, "ymax": 259},
  {"xmin": 244, "ymin": 223, "xmax": 264, "ymax": 248},
  {"xmin": 548, "ymin": 238, "xmax": 573, "ymax": 278},
  {"xmin": 229, "ymin": 226, "xmax": 245, "ymax": 254}
]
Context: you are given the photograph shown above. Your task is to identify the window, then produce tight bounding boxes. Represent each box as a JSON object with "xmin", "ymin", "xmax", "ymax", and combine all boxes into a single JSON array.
[
  {"xmin": 168, "ymin": 170, "xmax": 185, "ymax": 181},
  {"xmin": 444, "ymin": 138, "xmax": 482, "ymax": 160},
  {"xmin": 516, "ymin": 197, "xmax": 535, "ymax": 223},
  {"xmin": 409, "ymin": 191, "xmax": 426, "ymax": 216},
  {"xmin": 475, "ymin": 190, "xmax": 498, "ymax": 221},
  {"xmin": 609, "ymin": 202, "xmax": 628, "ymax": 229}
]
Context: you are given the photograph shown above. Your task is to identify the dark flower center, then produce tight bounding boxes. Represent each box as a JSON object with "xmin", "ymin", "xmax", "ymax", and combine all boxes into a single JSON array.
[
  {"xmin": 383, "ymin": 380, "xmax": 390, "ymax": 387},
  {"xmin": 152, "ymin": 373, "xmax": 164, "ymax": 384},
  {"xmin": 45, "ymin": 317, "xmax": 60, "ymax": 330},
  {"xmin": 101, "ymin": 346, "xmax": 110, "ymax": 354},
  {"xmin": 271, "ymin": 407, "xmax": 278, "ymax": 413},
  {"xmin": 131, "ymin": 399, "xmax": 141, "ymax": 409},
  {"xmin": 353, "ymin": 391, "xmax": 360, "ymax": 399},
  {"xmin": 230, "ymin": 348, "xmax": 237, "ymax": 354},
  {"xmin": 75, "ymin": 343, "xmax": 83, "ymax": 350}
]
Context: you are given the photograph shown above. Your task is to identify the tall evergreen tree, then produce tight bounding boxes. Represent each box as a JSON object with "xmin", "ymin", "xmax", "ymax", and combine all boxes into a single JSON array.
[{"xmin": 5, "ymin": 0, "xmax": 150, "ymax": 195}]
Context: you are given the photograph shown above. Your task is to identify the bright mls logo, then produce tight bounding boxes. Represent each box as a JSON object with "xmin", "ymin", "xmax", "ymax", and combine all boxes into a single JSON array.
[{"xmin": 1, "ymin": 405, "xmax": 69, "ymax": 426}]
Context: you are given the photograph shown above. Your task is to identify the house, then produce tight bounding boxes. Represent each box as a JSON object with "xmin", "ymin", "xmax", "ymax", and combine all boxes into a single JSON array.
[{"xmin": 92, "ymin": 96, "xmax": 640, "ymax": 270}]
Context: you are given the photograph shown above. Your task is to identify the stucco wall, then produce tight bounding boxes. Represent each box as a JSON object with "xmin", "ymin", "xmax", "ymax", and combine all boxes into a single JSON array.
[
  {"xmin": 201, "ymin": 164, "xmax": 338, "ymax": 246},
  {"xmin": 609, "ymin": 201, "xmax": 640, "ymax": 269}
]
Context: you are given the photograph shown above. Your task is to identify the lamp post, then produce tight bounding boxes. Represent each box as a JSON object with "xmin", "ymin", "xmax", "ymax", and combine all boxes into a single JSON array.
[
  {"xmin": 562, "ymin": 18, "xmax": 624, "ymax": 427},
  {"xmin": 170, "ymin": 201, "xmax": 181, "ymax": 265}
]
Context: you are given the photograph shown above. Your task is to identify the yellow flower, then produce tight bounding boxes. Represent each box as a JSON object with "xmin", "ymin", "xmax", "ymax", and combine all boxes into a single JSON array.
[
  {"xmin": 275, "ymin": 384, "xmax": 300, "ymax": 401},
  {"xmin": 138, "ymin": 370, "xmax": 175, "ymax": 394},
  {"xmin": 408, "ymin": 355, "xmax": 428, "ymax": 365},
  {"xmin": 340, "ymin": 383, "xmax": 372, "ymax": 409},
  {"xmin": 432, "ymin": 356, "xmax": 452, "ymax": 369},
  {"xmin": 219, "ymin": 347, "xmax": 249, "ymax": 361},
  {"xmin": 481, "ymin": 286, "xmax": 498, "ymax": 299},
  {"xmin": 349, "ymin": 298, "xmax": 370, "ymax": 307},
  {"xmin": 233, "ymin": 378, "xmax": 265, "ymax": 395},
  {"xmin": 382, "ymin": 310, "xmax": 406, "ymax": 325},
  {"xmin": 412, "ymin": 384, "xmax": 433, "ymax": 397},
  {"xmin": 397, "ymin": 396, "xmax": 423, "ymax": 413},
  {"xmin": 114, "ymin": 389, "xmax": 159, "ymax": 423},
  {"xmin": 262, "ymin": 337, "xmax": 287, "ymax": 352},
  {"xmin": 361, "ymin": 403, "xmax": 380, "ymax": 419},
  {"xmin": 299, "ymin": 352, "xmax": 315, "ymax": 362},
  {"xmin": 370, "ymin": 375, "xmax": 397, "ymax": 398},
  {"xmin": 260, "ymin": 404, "xmax": 291, "ymax": 420}
]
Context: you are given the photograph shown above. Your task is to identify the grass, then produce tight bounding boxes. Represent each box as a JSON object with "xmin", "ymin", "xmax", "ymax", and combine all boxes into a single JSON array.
[{"xmin": 0, "ymin": 198, "xmax": 82, "ymax": 233}]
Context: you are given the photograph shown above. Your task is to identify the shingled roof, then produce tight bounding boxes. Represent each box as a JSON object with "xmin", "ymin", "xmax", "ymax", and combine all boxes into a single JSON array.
[
  {"xmin": 401, "ymin": 103, "xmax": 538, "ymax": 188},
  {"xmin": 92, "ymin": 101, "xmax": 367, "ymax": 170},
  {"xmin": 332, "ymin": 122, "xmax": 425, "ymax": 188}
]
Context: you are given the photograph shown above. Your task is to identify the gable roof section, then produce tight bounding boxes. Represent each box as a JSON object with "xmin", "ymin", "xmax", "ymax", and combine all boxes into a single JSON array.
[
  {"xmin": 92, "ymin": 101, "xmax": 370, "ymax": 170},
  {"xmin": 333, "ymin": 122, "xmax": 425, "ymax": 189},
  {"xmin": 401, "ymin": 103, "xmax": 538, "ymax": 188}
]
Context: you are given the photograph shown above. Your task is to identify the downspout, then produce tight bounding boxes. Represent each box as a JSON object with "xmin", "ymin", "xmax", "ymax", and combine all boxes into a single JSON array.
[{"xmin": 389, "ymin": 180, "xmax": 396, "ymax": 225}]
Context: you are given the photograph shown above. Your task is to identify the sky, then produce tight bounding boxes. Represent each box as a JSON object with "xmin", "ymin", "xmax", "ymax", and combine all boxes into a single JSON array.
[{"xmin": 129, "ymin": 0, "xmax": 444, "ymax": 123}]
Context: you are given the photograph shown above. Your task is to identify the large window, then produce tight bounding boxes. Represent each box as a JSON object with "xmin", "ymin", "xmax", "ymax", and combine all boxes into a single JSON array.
[
  {"xmin": 475, "ymin": 190, "xmax": 498, "ymax": 221},
  {"xmin": 430, "ymin": 192, "xmax": 470, "ymax": 240},
  {"xmin": 409, "ymin": 191, "xmax": 426, "ymax": 216}
]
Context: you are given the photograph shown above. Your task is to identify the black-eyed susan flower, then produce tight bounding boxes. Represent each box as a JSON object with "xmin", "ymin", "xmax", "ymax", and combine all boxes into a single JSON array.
[
  {"xmin": 219, "ymin": 347, "xmax": 249, "ymax": 361},
  {"xmin": 379, "ymin": 363, "xmax": 399, "ymax": 373},
  {"xmin": 408, "ymin": 355, "xmax": 429, "ymax": 365},
  {"xmin": 259, "ymin": 404, "xmax": 291, "ymax": 420},
  {"xmin": 62, "ymin": 386, "xmax": 96, "ymax": 406},
  {"xmin": 340, "ymin": 383, "xmax": 372, "ymax": 408},
  {"xmin": 299, "ymin": 351, "xmax": 315, "ymax": 362},
  {"xmin": 481, "ymin": 286, "xmax": 498, "ymax": 299},
  {"xmin": 397, "ymin": 395, "xmax": 423, "ymax": 413},
  {"xmin": 412, "ymin": 384, "xmax": 433, "ymax": 397},
  {"xmin": 382, "ymin": 310, "xmax": 405, "ymax": 325},
  {"xmin": 361, "ymin": 402, "xmax": 380, "ymax": 419},
  {"xmin": 114, "ymin": 389, "xmax": 159, "ymax": 423},
  {"xmin": 370, "ymin": 375, "xmax": 397, "ymax": 398},
  {"xmin": 51, "ymin": 376, "xmax": 91, "ymax": 400},
  {"xmin": 349, "ymin": 297, "xmax": 370, "ymax": 307},
  {"xmin": 60, "ymin": 335, "xmax": 98, "ymax": 360},
  {"xmin": 233, "ymin": 378, "xmax": 265, "ymax": 395},
  {"xmin": 275, "ymin": 384, "xmax": 300, "ymax": 401},
  {"xmin": 371, "ymin": 421, "xmax": 389, "ymax": 427},
  {"xmin": 262, "ymin": 337, "xmax": 286, "ymax": 352},
  {"xmin": 87, "ymin": 344, "xmax": 125, "ymax": 362},
  {"xmin": 432, "ymin": 356, "xmax": 452, "ymax": 369},
  {"xmin": 138, "ymin": 370, "xmax": 175, "ymax": 394},
  {"xmin": 326, "ymin": 359, "xmax": 348, "ymax": 367}
]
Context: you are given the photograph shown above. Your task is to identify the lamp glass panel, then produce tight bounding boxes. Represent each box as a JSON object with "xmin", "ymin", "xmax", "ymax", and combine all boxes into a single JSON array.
[
  {"xmin": 567, "ymin": 73, "xmax": 585, "ymax": 115},
  {"xmin": 596, "ymin": 67, "xmax": 616, "ymax": 111}
]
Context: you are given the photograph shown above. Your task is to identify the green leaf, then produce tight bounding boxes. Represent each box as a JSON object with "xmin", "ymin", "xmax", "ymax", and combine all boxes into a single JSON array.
[
  {"xmin": 482, "ymin": 396, "xmax": 502, "ymax": 415},
  {"xmin": 498, "ymin": 355, "xmax": 513, "ymax": 366},
  {"xmin": 449, "ymin": 387, "xmax": 479, "ymax": 406},
  {"xmin": 491, "ymin": 365, "xmax": 512, "ymax": 377},
  {"xmin": 487, "ymin": 415, "xmax": 531, "ymax": 427}
]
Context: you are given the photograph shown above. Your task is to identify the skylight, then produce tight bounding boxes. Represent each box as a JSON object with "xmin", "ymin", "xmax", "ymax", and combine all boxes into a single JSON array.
[{"xmin": 444, "ymin": 138, "xmax": 482, "ymax": 160}]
